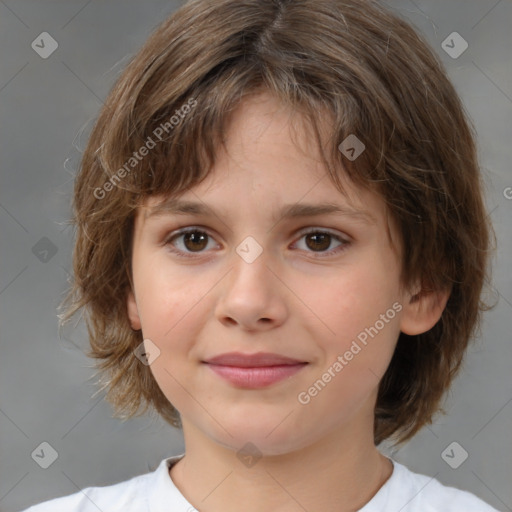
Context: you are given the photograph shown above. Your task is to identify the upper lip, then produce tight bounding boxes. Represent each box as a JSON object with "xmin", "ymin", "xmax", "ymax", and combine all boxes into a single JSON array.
[{"xmin": 203, "ymin": 352, "xmax": 307, "ymax": 367}]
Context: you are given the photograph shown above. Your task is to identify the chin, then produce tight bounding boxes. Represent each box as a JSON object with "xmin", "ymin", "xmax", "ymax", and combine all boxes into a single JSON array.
[{"xmin": 210, "ymin": 418, "xmax": 315, "ymax": 458}]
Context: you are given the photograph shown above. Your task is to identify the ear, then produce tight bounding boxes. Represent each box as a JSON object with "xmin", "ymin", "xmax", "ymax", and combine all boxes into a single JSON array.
[
  {"xmin": 399, "ymin": 282, "xmax": 451, "ymax": 336},
  {"xmin": 127, "ymin": 289, "xmax": 142, "ymax": 331}
]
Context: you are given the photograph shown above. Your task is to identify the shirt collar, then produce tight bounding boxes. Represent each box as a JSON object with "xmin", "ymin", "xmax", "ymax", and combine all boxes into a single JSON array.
[
  {"xmin": 148, "ymin": 453, "xmax": 191, "ymax": 512},
  {"xmin": 148, "ymin": 454, "xmax": 398, "ymax": 512}
]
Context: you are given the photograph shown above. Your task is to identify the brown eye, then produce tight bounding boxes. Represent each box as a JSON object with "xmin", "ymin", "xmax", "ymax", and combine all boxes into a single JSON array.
[
  {"xmin": 182, "ymin": 231, "xmax": 209, "ymax": 252},
  {"xmin": 164, "ymin": 226, "xmax": 349, "ymax": 260},
  {"xmin": 304, "ymin": 232, "xmax": 331, "ymax": 252},
  {"xmin": 293, "ymin": 229, "xmax": 349, "ymax": 257},
  {"xmin": 166, "ymin": 228, "xmax": 217, "ymax": 256}
]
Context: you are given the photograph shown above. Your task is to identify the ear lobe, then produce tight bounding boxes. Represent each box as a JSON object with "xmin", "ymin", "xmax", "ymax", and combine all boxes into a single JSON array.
[
  {"xmin": 126, "ymin": 289, "xmax": 142, "ymax": 331},
  {"xmin": 399, "ymin": 285, "xmax": 451, "ymax": 336}
]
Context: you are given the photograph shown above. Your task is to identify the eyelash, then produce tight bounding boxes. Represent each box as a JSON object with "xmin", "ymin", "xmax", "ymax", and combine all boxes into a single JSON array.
[{"xmin": 163, "ymin": 226, "xmax": 350, "ymax": 259}]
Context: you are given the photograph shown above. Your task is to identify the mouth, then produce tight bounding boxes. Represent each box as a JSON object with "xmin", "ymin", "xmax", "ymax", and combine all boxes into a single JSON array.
[{"xmin": 202, "ymin": 352, "xmax": 308, "ymax": 388}]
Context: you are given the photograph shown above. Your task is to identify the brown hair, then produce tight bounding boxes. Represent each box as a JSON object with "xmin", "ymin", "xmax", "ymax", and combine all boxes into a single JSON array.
[{"xmin": 59, "ymin": 0, "xmax": 496, "ymax": 446}]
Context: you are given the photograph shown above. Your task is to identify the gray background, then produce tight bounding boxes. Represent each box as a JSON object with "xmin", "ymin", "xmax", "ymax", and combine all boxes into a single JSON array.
[{"xmin": 1, "ymin": 1, "xmax": 511, "ymax": 511}]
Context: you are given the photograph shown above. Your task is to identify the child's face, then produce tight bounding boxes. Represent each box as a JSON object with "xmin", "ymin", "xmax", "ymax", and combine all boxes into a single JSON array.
[{"xmin": 128, "ymin": 92, "xmax": 414, "ymax": 455}]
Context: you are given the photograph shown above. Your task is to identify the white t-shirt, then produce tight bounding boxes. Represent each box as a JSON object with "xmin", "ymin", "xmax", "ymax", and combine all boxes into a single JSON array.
[{"xmin": 19, "ymin": 453, "xmax": 501, "ymax": 512}]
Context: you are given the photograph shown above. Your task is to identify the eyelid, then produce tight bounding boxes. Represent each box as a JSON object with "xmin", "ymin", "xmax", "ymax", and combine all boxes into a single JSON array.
[
  {"xmin": 297, "ymin": 226, "xmax": 350, "ymax": 240},
  {"xmin": 163, "ymin": 225, "xmax": 218, "ymax": 244},
  {"xmin": 163, "ymin": 225, "xmax": 351, "ymax": 258}
]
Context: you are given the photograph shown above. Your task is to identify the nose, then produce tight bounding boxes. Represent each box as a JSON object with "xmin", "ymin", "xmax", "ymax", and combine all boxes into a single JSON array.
[{"xmin": 214, "ymin": 243, "xmax": 288, "ymax": 332}]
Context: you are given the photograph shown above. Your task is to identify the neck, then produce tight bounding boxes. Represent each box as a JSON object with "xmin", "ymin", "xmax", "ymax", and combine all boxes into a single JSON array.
[{"xmin": 169, "ymin": 420, "xmax": 393, "ymax": 512}]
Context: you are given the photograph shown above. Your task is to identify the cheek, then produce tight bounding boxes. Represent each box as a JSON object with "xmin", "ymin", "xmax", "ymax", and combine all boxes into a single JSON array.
[
  {"xmin": 293, "ymin": 253, "xmax": 402, "ymax": 379},
  {"xmin": 297, "ymin": 310, "xmax": 400, "ymax": 425},
  {"xmin": 133, "ymin": 251, "xmax": 212, "ymax": 333},
  {"xmin": 297, "ymin": 260, "xmax": 399, "ymax": 335},
  {"xmin": 134, "ymin": 264, "xmax": 213, "ymax": 414}
]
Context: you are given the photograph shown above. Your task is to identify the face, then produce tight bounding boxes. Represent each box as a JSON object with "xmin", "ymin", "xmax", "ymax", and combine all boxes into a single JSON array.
[{"xmin": 127, "ymin": 92, "xmax": 420, "ymax": 456}]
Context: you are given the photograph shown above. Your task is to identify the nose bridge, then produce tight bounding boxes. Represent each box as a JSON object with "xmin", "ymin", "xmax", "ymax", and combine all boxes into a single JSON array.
[
  {"xmin": 214, "ymin": 232, "xmax": 287, "ymax": 329},
  {"xmin": 230, "ymin": 233, "xmax": 272, "ymax": 291}
]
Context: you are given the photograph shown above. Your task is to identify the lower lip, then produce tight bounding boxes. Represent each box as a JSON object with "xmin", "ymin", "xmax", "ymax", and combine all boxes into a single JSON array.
[{"xmin": 204, "ymin": 363, "xmax": 307, "ymax": 388}]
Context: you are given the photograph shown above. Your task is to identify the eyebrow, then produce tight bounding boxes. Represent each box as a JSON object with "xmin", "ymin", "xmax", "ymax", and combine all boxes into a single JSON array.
[{"xmin": 145, "ymin": 199, "xmax": 376, "ymax": 225}]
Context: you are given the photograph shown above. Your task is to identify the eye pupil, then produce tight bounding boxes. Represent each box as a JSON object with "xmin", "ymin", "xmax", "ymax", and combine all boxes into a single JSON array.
[
  {"xmin": 170, "ymin": 229, "xmax": 344, "ymax": 258},
  {"xmin": 306, "ymin": 233, "xmax": 330, "ymax": 251},
  {"xmin": 184, "ymin": 231, "xmax": 208, "ymax": 251}
]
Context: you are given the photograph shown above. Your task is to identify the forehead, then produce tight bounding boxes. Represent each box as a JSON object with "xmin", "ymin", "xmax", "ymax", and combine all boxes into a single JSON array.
[{"xmin": 136, "ymin": 91, "xmax": 392, "ymax": 236}]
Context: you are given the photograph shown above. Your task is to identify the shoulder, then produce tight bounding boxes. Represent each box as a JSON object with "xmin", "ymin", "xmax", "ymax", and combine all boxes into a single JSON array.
[
  {"xmin": 18, "ymin": 465, "xmax": 154, "ymax": 512},
  {"xmin": 388, "ymin": 460, "xmax": 500, "ymax": 512}
]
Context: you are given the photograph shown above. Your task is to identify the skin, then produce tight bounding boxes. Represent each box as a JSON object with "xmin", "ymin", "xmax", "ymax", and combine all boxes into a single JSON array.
[{"xmin": 127, "ymin": 92, "xmax": 449, "ymax": 512}]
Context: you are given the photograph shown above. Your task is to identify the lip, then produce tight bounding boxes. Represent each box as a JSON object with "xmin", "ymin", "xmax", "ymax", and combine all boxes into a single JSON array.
[
  {"xmin": 204, "ymin": 352, "xmax": 306, "ymax": 367},
  {"xmin": 202, "ymin": 352, "xmax": 308, "ymax": 389}
]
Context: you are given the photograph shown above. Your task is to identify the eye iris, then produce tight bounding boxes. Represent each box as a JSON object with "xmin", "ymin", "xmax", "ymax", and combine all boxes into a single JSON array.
[
  {"xmin": 184, "ymin": 231, "xmax": 208, "ymax": 251},
  {"xmin": 178, "ymin": 231, "xmax": 335, "ymax": 253},
  {"xmin": 306, "ymin": 233, "xmax": 330, "ymax": 251}
]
